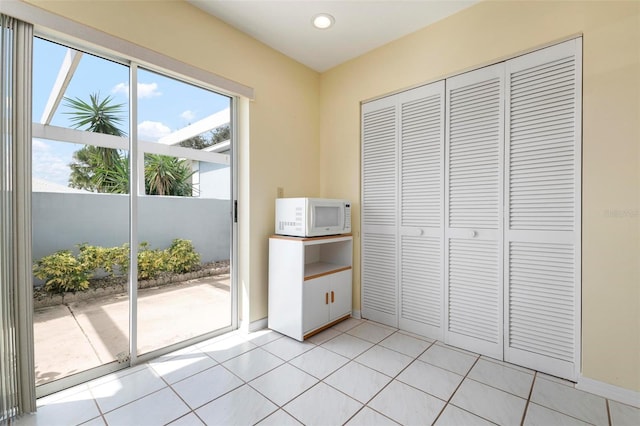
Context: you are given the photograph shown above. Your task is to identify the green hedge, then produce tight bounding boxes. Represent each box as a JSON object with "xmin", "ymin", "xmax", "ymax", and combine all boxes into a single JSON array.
[{"xmin": 33, "ymin": 239, "xmax": 201, "ymax": 293}]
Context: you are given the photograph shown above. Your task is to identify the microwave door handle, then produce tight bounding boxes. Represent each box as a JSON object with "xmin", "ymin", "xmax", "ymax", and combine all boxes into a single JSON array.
[{"xmin": 343, "ymin": 204, "xmax": 347, "ymax": 230}]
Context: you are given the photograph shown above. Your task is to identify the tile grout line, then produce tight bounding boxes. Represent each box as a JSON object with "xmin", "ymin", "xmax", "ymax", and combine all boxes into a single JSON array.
[
  {"xmin": 338, "ymin": 331, "xmax": 438, "ymax": 425},
  {"xmin": 526, "ymin": 374, "xmax": 609, "ymax": 425},
  {"xmin": 429, "ymin": 352, "xmax": 483, "ymax": 425},
  {"xmin": 520, "ymin": 370, "xmax": 537, "ymax": 425}
]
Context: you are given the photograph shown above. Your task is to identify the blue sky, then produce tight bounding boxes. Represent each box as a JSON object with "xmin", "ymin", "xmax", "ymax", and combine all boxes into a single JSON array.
[{"xmin": 32, "ymin": 37, "xmax": 230, "ymax": 186}]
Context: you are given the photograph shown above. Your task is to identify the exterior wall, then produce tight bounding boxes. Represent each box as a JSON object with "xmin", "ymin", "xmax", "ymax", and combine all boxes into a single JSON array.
[
  {"xmin": 33, "ymin": 192, "xmax": 231, "ymax": 266},
  {"xmin": 23, "ymin": 0, "xmax": 321, "ymax": 324},
  {"xmin": 319, "ymin": 0, "xmax": 640, "ymax": 392},
  {"xmin": 198, "ymin": 162, "xmax": 230, "ymax": 200}
]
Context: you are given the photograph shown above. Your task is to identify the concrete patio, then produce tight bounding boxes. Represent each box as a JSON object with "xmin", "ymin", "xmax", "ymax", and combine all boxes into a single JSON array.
[{"xmin": 34, "ymin": 274, "xmax": 231, "ymax": 386}]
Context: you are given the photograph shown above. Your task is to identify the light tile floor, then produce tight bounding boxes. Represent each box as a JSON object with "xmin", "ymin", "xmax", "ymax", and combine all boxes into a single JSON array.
[{"xmin": 16, "ymin": 319, "xmax": 640, "ymax": 426}]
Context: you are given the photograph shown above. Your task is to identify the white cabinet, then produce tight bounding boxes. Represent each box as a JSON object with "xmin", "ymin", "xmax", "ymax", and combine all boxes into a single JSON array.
[{"xmin": 268, "ymin": 234, "xmax": 353, "ymax": 341}]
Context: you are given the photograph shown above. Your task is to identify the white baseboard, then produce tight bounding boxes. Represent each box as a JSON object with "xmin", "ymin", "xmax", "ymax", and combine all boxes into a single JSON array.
[
  {"xmin": 351, "ymin": 310, "xmax": 361, "ymax": 319},
  {"xmin": 248, "ymin": 317, "xmax": 268, "ymax": 332},
  {"xmin": 577, "ymin": 376, "xmax": 640, "ymax": 408}
]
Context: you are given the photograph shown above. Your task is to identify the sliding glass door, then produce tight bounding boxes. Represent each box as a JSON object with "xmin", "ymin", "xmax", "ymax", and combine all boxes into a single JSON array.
[
  {"xmin": 32, "ymin": 38, "xmax": 131, "ymax": 389},
  {"xmin": 134, "ymin": 67, "xmax": 234, "ymax": 357},
  {"xmin": 31, "ymin": 37, "xmax": 236, "ymax": 396}
]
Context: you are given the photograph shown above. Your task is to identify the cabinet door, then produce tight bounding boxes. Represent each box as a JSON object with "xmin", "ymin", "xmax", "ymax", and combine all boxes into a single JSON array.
[
  {"xmin": 445, "ymin": 63, "xmax": 504, "ymax": 359},
  {"xmin": 361, "ymin": 95, "xmax": 398, "ymax": 327},
  {"xmin": 328, "ymin": 270, "xmax": 352, "ymax": 321},
  {"xmin": 302, "ymin": 275, "xmax": 330, "ymax": 334},
  {"xmin": 504, "ymin": 39, "xmax": 581, "ymax": 380},
  {"xmin": 398, "ymin": 81, "xmax": 445, "ymax": 339}
]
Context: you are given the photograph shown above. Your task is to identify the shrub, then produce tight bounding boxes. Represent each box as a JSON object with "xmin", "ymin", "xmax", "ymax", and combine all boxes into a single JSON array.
[
  {"xmin": 78, "ymin": 243, "xmax": 109, "ymax": 272},
  {"xmin": 34, "ymin": 239, "xmax": 201, "ymax": 293},
  {"xmin": 137, "ymin": 242, "xmax": 168, "ymax": 280},
  {"xmin": 33, "ymin": 250, "xmax": 91, "ymax": 293},
  {"xmin": 166, "ymin": 239, "xmax": 200, "ymax": 274},
  {"xmin": 109, "ymin": 243, "xmax": 130, "ymax": 276},
  {"xmin": 78, "ymin": 243, "xmax": 130, "ymax": 276}
]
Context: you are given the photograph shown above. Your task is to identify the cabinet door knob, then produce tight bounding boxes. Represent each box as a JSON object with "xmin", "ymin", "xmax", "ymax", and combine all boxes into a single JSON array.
[
  {"xmin": 325, "ymin": 292, "xmax": 329, "ymax": 304},
  {"xmin": 331, "ymin": 291, "xmax": 335, "ymax": 303}
]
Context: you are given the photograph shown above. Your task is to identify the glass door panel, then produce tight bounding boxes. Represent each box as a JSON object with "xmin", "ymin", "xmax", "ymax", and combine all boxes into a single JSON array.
[
  {"xmin": 135, "ymin": 68, "xmax": 233, "ymax": 356},
  {"xmin": 32, "ymin": 38, "xmax": 131, "ymax": 388}
]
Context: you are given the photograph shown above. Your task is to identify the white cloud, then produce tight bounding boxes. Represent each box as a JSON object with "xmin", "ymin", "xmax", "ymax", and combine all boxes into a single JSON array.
[
  {"xmin": 180, "ymin": 110, "xmax": 196, "ymax": 121},
  {"xmin": 32, "ymin": 139, "xmax": 51, "ymax": 151},
  {"xmin": 111, "ymin": 82, "xmax": 162, "ymax": 99},
  {"xmin": 138, "ymin": 120, "xmax": 171, "ymax": 141},
  {"xmin": 32, "ymin": 139, "xmax": 73, "ymax": 186},
  {"xmin": 138, "ymin": 82, "xmax": 161, "ymax": 99},
  {"xmin": 112, "ymin": 82, "xmax": 128, "ymax": 97}
]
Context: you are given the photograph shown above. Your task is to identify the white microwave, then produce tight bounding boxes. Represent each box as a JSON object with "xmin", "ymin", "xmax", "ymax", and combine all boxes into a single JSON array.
[{"xmin": 275, "ymin": 198, "xmax": 351, "ymax": 237}]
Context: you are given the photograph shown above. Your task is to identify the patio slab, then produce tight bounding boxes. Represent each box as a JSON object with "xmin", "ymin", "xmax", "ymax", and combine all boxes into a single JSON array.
[
  {"xmin": 34, "ymin": 304, "xmax": 102, "ymax": 384},
  {"xmin": 34, "ymin": 275, "xmax": 231, "ymax": 386}
]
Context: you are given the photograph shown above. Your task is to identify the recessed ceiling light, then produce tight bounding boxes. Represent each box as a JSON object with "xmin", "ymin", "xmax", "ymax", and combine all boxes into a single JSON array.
[{"xmin": 312, "ymin": 13, "xmax": 335, "ymax": 30}]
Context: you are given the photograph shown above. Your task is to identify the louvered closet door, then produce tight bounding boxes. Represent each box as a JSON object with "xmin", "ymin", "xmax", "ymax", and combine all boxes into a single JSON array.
[
  {"xmin": 398, "ymin": 82, "xmax": 445, "ymax": 338},
  {"xmin": 504, "ymin": 39, "xmax": 582, "ymax": 380},
  {"xmin": 361, "ymin": 96, "xmax": 398, "ymax": 327},
  {"xmin": 445, "ymin": 64, "xmax": 504, "ymax": 359}
]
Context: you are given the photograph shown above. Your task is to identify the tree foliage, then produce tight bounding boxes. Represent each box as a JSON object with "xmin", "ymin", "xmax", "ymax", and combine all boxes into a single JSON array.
[
  {"xmin": 145, "ymin": 154, "xmax": 195, "ymax": 196},
  {"xmin": 64, "ymin": 92, "xmax": 197, "ymax": 196},
  {"xmin": 65, "ymin": 93, "xmax": 127, "ymax": 192},
  {"xmin": 178, "ymin": 125, "xmax": 230, "ymax": 150}
]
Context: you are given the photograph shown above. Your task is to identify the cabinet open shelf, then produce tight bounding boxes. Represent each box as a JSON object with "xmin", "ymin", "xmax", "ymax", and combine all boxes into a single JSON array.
[{"xmin": 304, "ymin": 263, "xmax": 352, "ymax": 280}]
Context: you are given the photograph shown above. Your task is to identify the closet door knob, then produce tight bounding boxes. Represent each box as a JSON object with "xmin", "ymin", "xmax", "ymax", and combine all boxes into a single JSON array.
[
  {"xmin": 325, "ymin": 293, "xmax": 329, "ymax": 304},
  {"xmin": 469, "ymin": 230, "xmax": 477, "ymax": 238},
  {"xmin": 331, "ymin": 291, "xmax": 335, "ymax": 303}
]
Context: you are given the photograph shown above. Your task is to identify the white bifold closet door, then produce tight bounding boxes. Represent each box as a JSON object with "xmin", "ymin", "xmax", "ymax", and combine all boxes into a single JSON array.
[
  {"xmin": 398, "ymin": 82, "xmax": 445, "ymax": 338},
  {"xmin": 444, "ymin": 64, "xmax": 505, "ymax": 359},
  {"xmin": 504, "ymin": 39, "xmax": 582, "ymax": 380},
  {"xmin": 361, "ymin": 95, "xmax": 398, "ymax": 326},
  {"xmin": 361, "ymin": 81, "xmax": 445, "ymax": 334}
]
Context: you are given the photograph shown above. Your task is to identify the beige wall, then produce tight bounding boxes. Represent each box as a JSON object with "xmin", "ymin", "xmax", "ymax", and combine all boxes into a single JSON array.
[
  {"xmin": 23, "ymin": 0, "xmax": 321, "ymax": 323},
  {"xmin": 319, "ymin": 1, "xmax": 639, "ymax": 391}
]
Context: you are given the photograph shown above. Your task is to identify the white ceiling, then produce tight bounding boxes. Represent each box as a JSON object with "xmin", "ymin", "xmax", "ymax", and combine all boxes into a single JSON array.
[{"xmin": 188, "ymin": 0, "xmax": 479, "ymax": 72}]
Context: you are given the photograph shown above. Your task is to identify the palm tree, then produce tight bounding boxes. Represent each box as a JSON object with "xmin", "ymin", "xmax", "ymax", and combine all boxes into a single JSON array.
[
  {"xmin": 65, "ymin": 93, "xmax": 127, "ymax": 191},
  {"xmin": 65, "ymin": 92, "xmax": 196, "ymax": 196},
  {"xmin": 144, "ymin": 154, "xmax": 195, "ymax": 196}
]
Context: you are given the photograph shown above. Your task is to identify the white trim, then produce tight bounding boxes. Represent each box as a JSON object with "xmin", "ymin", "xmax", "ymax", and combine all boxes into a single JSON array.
[
  {"xmin": 0, "ymin": 0, "xmax": 254, "ymax": 99},
  {"xmin": 40, "ymin": 48, "xmax": 82, "ymax": 125},
  {"xmin": 577, "ymin": 376, "xmax": 640, "ymax": 408},
  {"xmin": 32, "ymin": 123, "xmax": 128, "ymax": 150},
  {"xmin": 248, "ymin": 318, "xmax": 268, "ymax": 333},
  {"xmin": 158, "ymin": 108, "xmax": 230, "ymax": 146},
  {"xmin": 128, "ymin": 63, "xmax": 139, "ymax": 366},
  {"xmin": 32, "ymin": 123, "xmax": 230, "ymax": 165},
  {"xmin": 140, "ymin": 141, "xmax": 229, "ymax": 165},
  {"xmin": 351, "ymin": 310, "xmax": 362, "ymax": 319}
]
